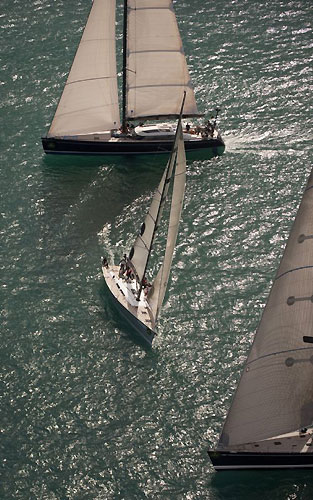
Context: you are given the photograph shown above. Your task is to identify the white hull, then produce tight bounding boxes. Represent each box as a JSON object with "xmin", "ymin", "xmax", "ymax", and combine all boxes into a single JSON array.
[{"xmin": 102, "ymin": 265, "xmax": 156, "ymax": 346}]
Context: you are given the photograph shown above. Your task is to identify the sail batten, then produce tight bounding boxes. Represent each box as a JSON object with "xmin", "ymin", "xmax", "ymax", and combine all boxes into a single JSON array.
[
  {"xmin": 126, "ymin": 0, "xmax": 201, "ymax": 120},
  {"xmin": 218, "ymin": 168, "xmax": 313, "ymax": 449},
  {"xmin": 129, "ymin": 159, "xmax": 175, "ymax": 283},
  {"xmin": 48, "ymin": 0, "xmax": 120, "ymax": 138}
]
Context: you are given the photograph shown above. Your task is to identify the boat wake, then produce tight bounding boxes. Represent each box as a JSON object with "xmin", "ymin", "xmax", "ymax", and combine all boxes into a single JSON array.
[{"xmin": 223, "ymin": 127, "xmax": 312, "ymax": 157}]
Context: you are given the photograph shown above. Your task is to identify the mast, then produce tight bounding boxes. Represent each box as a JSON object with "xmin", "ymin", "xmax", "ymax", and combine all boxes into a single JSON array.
[
  {"xmin": 136, "ymin": 93, "xmax": 187, "ymax": 301},
  {"xmin": 122, "ymin": 0, "xmax": 128, "ymax": 133}
]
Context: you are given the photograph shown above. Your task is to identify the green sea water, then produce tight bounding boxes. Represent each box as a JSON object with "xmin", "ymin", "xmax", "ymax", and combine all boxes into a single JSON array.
[{"xmin": 1, "ymin": 0, "xmax": 313, "ymax": 498}]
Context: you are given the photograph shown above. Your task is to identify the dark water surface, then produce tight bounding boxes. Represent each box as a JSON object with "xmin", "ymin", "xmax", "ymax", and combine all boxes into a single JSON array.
[{"xmin": 1, "ymin": 0, "xmax": 313, "ymax": 498}]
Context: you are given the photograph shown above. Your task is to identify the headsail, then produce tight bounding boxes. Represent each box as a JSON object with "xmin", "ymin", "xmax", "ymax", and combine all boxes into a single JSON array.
[
  {"xmin": 126, "ymin": 0, "xmax": 202, "ymax": 121},
  {"xmin": 128, "ymin": 139, "xmax": 176, "ymax": 283},
  {"xmin": 219, "ymin": 170, "xmax": 313, "ymax": 449},
  {"xmin": 148, "ymin": 121, "xmax": 186, "ymax": 320},
  {"xmin": 48, "ymin": 0, "xmax": 120, "ymax": 138}
]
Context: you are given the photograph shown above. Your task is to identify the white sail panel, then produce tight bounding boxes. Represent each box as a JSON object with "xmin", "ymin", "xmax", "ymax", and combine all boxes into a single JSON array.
[
  {"xmin": 129, "ymin": 150, "xmax": 176, "ymax": 282},
  {"xmin": 48, "ymin": 0, "xmax": 120, "ymax": 138},
  {"xmin": 126, "ymin": 0, "xmax": 201, "ymax": 120},
  {"xmin": 149, "ymin": 121, "xmax": 186, "ymax": 320},
  {"xmin": 219, "ymin": 171, "xmax": 313, "ymax": 448}
]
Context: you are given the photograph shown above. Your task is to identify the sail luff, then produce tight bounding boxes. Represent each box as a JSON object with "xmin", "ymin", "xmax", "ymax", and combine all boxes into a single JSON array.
[
  {"xmin": 126, "ymin": 0, "xmax": 201, "ymax": 120},
  {"xmin": 47, "ymin": 0, "xmax": 120, "ymax": 138},
  {"xmin": 218, "ymin": 169, "xmax": 313, "ymax": 449},
  {"xmin": 149, "ymin": 120, "xmax": 186, "ymax": 320}
]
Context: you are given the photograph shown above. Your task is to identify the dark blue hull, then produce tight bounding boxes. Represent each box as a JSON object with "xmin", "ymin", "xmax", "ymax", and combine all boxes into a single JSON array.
[
  {"xmin": 208, "ymin": 449, "xmax": 313, "ymax": 470},
  {"xmin": 42, "ymin": 136, "xmax": 225, "ymax": 158}
]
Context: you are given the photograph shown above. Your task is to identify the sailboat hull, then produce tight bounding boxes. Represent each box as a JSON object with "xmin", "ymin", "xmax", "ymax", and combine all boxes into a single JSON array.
[
  {"xmin": 208, "ymin": 450, "xmax": 313, "ymax": 470},
  {"xmin": 102, "ymin": 265, "xmax": 156, "ymax": 347},
  {"xmin": 42, "ymin": 136, "xmax": 225, "ymax": 158}
]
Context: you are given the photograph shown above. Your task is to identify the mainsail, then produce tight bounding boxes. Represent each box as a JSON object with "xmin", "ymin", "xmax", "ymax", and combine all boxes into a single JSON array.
[
  {"xmin": 126, "ymin": 0, "xmax": 202, "ymax": 120},
  {"xmin": 48, "ymin": 0, "xmax": 120, "ymax": 138},
  {"xmin": 219, "ymin": 170, "xmax": 313, "ymax": 449}
]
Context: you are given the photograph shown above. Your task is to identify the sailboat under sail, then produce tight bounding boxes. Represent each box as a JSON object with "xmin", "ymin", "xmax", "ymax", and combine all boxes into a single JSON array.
[
  {"xmin": 42, "ymin": 0, "xmax": 224, "ymax": 157},
  {"xmin": 209, "ymin": 169, "xmax": 313, "ymax": 470},
  {"xmin": 101, "ymin": 102, "xmax": 186, "ymax": 345}
]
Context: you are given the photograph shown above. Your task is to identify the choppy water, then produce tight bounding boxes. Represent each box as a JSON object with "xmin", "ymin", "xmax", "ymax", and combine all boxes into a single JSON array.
[{"xmin": 1, "ymin": 0, "xmax": 313, "ymax": 498}]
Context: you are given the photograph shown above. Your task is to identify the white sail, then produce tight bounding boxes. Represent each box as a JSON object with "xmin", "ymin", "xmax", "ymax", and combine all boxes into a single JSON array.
[
  {"xmin": 149, "ymin": 121, "xmax": 186, "ymax": 320},
  {"xmin": 48, "ymin": 0, "xmax": 120, "ymax": 138},
  {"xmin": 129, "ymin": 141, "xmax": 177, "ymax": 282},
  {"xmin": 219, "ymin": 170, "xmax": 313, "ymax": 449},
  {"xmin": 126, "ymin": 0, "xmax": 202, "ymax": 121}
]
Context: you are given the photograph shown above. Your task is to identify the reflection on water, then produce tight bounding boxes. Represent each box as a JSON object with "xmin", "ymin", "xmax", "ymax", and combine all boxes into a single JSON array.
[
  {"xmin": 2, "ymin": 0, "xmax": 313, "ymax": 497},
  {"xmin": 210, "ymin": 470, "xmax": 313, "ymax": 500}
]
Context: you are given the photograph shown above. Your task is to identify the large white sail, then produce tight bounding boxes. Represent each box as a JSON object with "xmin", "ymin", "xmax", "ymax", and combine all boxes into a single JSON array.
[
  {"xmin": 219, "ymin": 170, "xmax": 313, "ymax": 449},
  {"xmin": 48, "ymin": 0, "xmax": 120, "ymax": 138},
  {"xmin": 149, "ymin": 121, "xmax": 186, "ymax": 320},
  {"xmin": 128, "ymin": 142, "xmax": 176, "ymax": 282},
  {"xmin": 126, "ymin": 0, "xmax": 202, "ymax": 120}
]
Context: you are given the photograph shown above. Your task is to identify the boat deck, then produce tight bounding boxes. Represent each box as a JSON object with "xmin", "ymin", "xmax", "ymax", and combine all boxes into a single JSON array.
[{"xmin": 102, "ymin": 265, "xmax": 156, "ymax": 343}]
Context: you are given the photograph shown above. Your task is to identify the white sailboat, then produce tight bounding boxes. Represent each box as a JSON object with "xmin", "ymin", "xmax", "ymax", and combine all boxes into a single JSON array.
[
  {"xmin": 42, "ymin": 0, "xmax": 224, "ymax": 157},
  {"xmin": 209, "ymin": 169, "xmax": 313, "ymax": 470},
  {"xmin": 101, "ymin": 101, "xmax": 186, "ymax": 345}
]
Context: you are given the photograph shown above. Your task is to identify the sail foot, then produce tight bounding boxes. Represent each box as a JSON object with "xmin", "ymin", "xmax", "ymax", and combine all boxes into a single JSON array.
[{"xmin": 218, "ymin": 427, "xmax": 313, "ymax": 455}]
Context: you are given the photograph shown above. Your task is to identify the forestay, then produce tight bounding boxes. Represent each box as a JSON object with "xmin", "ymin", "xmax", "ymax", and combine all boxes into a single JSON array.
[
  {"xmin": 219, "ymin": 170, "xmax": 313, "ymax": 448},
  {"xmin": 126, "ymin": 0, "xmax": 202, "ymax": 120},
  {"xmin": 48, "ymin": 0, "xmax": 120, "ymax": 138}
]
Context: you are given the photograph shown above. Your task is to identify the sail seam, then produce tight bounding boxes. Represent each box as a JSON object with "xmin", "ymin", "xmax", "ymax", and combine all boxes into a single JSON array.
[
  {"xmin": 66, "ymin": 76, "xmax": 116, "ymax": 86},
  {"xmin": 128, "ymin": 83, "xmax": 192, "ymax": 90},
  {"xmin": 246, "ymin": 346, "xmax": 313, "ymax": 367},
  {"xmin": 276, "ymin": 265, "xmax": 313, "ymax": 280},
  {"xmin": 129, "ymin": 7, "xmax": 172, "ymax": 11},
  {"xmin": 129, "ymin": 49, "xmax": 184, "ymax": 54}
]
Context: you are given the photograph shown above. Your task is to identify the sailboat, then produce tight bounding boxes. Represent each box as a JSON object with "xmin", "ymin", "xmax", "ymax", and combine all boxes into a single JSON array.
[
  {"xmin": 101, "ymin": 97, "xmax": 186, "ymax": 345},
  {"xmin": 42, "ymin": 0, "xmax": 225, "ymax": 157},
  {"xmin": 209, "ymin": 169, "xmax": 313, "ymax": 470}
]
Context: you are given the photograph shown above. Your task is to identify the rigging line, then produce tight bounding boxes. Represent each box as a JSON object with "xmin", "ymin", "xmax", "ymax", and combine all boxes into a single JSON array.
[
  {"xmin": 276, "ymin": 265, "xmax": 313, "ymax": 280},
  {"xmin": 246, "ymin": 346, "xmax": 313, "ymax": 367},
  {"xmin": 305, "ymin": 185, "xmax": 313, "ymax": 192}
]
